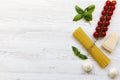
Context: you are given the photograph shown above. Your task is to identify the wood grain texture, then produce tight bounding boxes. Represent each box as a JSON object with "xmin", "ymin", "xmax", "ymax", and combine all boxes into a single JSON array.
[{"xmin": 0, "ymin": 0, "xmax": 120, "ymax": 80}]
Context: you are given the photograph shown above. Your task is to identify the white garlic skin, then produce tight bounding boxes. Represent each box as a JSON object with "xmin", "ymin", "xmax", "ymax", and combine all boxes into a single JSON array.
[
  {"xmin": 109, "ymin": 68, "xmax": 118, "ymax": 78},
  {"xmin": 82, "ymin": 62, "xmax": 93, "ymax": 72}
]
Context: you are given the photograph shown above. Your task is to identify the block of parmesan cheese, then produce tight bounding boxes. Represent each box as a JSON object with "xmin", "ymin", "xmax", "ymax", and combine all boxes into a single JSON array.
[{"xmin": 102, "ymin": 32, "xmax": 119, "ymax": 53}]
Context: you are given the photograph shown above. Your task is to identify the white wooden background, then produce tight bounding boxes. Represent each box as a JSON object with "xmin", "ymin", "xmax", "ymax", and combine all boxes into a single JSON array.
[{"xmin": 0, "ymin": 0, "xmax": 120, "ymax": 80}]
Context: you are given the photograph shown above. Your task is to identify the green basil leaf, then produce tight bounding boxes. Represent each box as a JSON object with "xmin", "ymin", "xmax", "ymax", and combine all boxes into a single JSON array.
[
  {"xmin": 72, "ymin": 46, "xmax": 88, "ymax": 60},
  {"xmin": 72, "ymin": 46, "xmax": 79, "ymax": 56},
  {"xmin": 85, "ymin": 5, "xmax": 95, "ymax": 13},
  {"xmin": 75, "ymin": 5, "xmax": 84, "ymax": 14},
  {"xmin": 83, "ymin": 12, "xmax": 92, "ymax": 22},
  {"xmin": 73, "ymin": 14, "xmax": 83, "ymax": 21},
  {"xmin": 78, "ymin": 53, "xmax": 88, "ymax": 60}
]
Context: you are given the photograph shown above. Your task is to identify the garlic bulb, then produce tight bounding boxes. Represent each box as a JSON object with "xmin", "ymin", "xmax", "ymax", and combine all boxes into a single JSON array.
[
  {"xmin": 109, "ymin": 68, "xmax": 118, "ymax": 78},
  {"xmin": 82, "ymin": 62, "xmax": 93, "ymax": 72}
]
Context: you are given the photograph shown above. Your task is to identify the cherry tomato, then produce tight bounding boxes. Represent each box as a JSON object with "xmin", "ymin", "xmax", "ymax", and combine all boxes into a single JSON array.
[
  {"xmin": 98, "ymin": 21, "xmax": 103, "ymax": 26},
  {"xmin": 102, "ymin": 10, "xmax": 107, "ymax": 15},
  {"xmin": 104, "ymin": 5, "xmax": 109, "ymax": 10},
  {"xmin": 108, "ymin": 11, "xmax": 113, "ymax": 16},
  {"xmin": 111, "ymin": 0, "xmax": 117, "ymax": 5},
  {"xmin": 106, "ymin": 0, "xmax": 111, "ymax": 5},
  {"xmin": 110, "ymin": 6, "xmax": 116, "ymax": 11},
  {"xmin": 105, "ymin": 21, "xmax": 110, "ymax": 26},
  {"xmin": 101, "ymin": 32, "xmax": 106, "ymax": 37},
  {"xmin": 96, "ymin": 26, "xmax": 101, "ymax": 32},
  {"xmin": 103, "ymin": 26, "xmax": 108, "ymax": 31},
  {"xmin": 93, "ymin": 32, "xmax": 99, "ymax": 38},
  {"xmin": 100, "ymin": 16, "xmax": 104, "ymax": 21},
  {"xmin": 106, "ymin": 16, "xmax": 111, "ymax": 20}
]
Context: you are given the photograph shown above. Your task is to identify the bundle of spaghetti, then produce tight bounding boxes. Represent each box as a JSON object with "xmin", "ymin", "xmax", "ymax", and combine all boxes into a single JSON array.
[{"xmin": 73, "ymin": 27, "xmax": 110, "ymax": 68}]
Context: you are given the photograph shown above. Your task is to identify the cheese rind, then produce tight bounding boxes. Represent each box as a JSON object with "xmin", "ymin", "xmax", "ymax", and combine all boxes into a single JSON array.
[{"xmin": 102, "ymin": 32, "xmax": 119, "ymax": 53}]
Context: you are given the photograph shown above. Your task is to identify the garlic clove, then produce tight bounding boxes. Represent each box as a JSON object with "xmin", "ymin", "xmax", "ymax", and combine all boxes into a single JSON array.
[
  {"xmin": 82, "ymin": 62, "xmax": 93, "ymax": 72},
  {"xmin": 109, "ymin": 68, "xmax": 118, "ymax": 78}
]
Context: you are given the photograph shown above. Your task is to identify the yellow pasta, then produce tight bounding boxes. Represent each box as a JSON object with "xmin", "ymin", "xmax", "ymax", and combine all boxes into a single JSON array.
[{"xmin": 73, "ymin": 27, "xmax": 110, "ymax": 68}]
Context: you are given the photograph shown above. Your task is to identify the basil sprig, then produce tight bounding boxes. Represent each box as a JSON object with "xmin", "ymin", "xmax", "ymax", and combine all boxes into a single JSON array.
[
  {"xmin": 72, "ymin": 46, "xmax": 88, "ymax": 60},
  {"xmin": 73, "ymin": 4, "xmax": 95, "ymax": 22}
]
